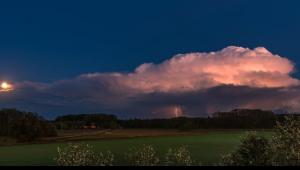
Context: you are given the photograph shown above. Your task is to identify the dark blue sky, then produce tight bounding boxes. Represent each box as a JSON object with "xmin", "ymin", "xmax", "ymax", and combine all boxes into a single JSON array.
[{"xmin": 1, "ymin": 0, "xmax": 300, "ymax": 82}]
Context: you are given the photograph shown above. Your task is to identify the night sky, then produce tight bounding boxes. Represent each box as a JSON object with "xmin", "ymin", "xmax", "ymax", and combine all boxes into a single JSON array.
[{"xmin": 1, "ymin": 1, "xmax": 300, "ymax": 119}]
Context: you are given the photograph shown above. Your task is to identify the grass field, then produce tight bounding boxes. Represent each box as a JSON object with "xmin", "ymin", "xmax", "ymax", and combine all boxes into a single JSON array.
[{"xmin": 0, "ymin": 130, "xmax": 273, "ymax": 166}]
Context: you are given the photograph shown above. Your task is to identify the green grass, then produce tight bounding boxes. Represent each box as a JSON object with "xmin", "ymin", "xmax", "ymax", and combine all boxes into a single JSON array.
[{"xmin": 0, "ymin": 131, "xmax": 272, "ymax": 166}]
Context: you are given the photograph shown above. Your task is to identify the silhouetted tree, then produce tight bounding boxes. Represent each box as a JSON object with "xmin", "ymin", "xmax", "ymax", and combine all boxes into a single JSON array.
[{"xmin": 0, "ymin": 108, "xmax": 57, "ymax": 142}]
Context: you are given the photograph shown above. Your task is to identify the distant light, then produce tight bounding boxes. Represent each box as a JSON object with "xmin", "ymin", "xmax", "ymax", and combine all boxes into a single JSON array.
[
  {"xmin": 0, "ymin": 82, "xmax": 14, "ymax": 92},
  {"xmin": 174, "ymin": 106, "xmax": 183, "ymax": 118}
]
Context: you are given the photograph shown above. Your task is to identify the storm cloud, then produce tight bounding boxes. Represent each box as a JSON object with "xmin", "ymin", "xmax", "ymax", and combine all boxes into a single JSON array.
[{"xmin": 1, "ymin": 46, "xmax": 300, "ymax": 118}]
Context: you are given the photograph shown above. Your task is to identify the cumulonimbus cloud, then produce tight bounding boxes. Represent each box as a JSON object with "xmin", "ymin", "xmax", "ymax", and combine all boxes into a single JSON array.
[
  {"xmin": 79, "ymin": 46, "xmax": 300, "ymax": 93},
  {"xmin": 1, "ymin": 46, "xmax": 300, "ymax": 118}
]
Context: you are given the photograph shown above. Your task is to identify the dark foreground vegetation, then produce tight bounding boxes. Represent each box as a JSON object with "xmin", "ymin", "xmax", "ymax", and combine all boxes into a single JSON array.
[
  {"xmin": 221, "ymin": 117, "xmax": 300, "ymax": 166},
  {"xmin": 55, "ymin": 143, "xmax": 194, "ymax": 166},
  {"xmin": 54, "ymin": 117, "xmax": 300, "ymax": 166}
]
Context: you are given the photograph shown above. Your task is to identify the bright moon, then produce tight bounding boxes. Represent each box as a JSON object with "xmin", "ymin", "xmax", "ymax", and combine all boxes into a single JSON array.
[{"xmin": 0, "ymin": 82, "xmax": 13, "ymax": 92}]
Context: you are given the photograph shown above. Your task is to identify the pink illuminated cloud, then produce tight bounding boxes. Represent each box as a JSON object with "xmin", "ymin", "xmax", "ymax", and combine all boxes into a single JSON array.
[
  {"xmin": 81, "ymin": 46, "xmax": 300, "ymax": 93},
  {"xmin": 1, "ymin": 46, "xmax": 300, "ymax": 118}
]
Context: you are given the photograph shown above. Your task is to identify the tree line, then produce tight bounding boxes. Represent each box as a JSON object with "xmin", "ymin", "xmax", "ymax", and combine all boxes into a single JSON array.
[
  {"xmin": 55, "ymin": 114, "xmax": 120, "ymax": 130},
  {"xmin": 53, "ymin": 109, "xmax": 298, "ymax": 130},
  {"xmin": 1, "ymin": 108, "xmax": 299, "ymax": 143},
  {"xmin": 120, "ymin": 109, "xmax": 285, "ymax": 130},
  {"xmin": 0, "ymin": 109, "xmax": 57, "ymax": 142}
]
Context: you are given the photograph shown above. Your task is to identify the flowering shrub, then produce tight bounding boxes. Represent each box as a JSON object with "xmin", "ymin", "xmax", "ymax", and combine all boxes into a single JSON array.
[
  {"xmin": 126, "ymin": 144, "xmax": 160, "ymax": 166},
  {"xmin": 165, "ymin": 146, "xmax": 193, "ymax": 166},
  {"xmin": 55, "ymin": 143, "xmax": 114, "ymax": 166},
  {"xmin": 97, "ymin": 151, "xmax": 114, "ymax": 166}
]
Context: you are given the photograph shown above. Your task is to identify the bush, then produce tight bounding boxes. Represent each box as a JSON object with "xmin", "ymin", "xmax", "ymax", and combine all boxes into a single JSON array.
[
  {"xmin": 55, "ymin": 143, "xmax": 114, "ymax": 166},
  {"xmin": 221, "ymin": 132, "xmax": 271, "ymax": 166},
  {"xmin": 165, "ymin": 146, "xmax": 193, "ymax": 166},
  {"xmin": 126, "ymin": 145, "xmax": 160, "ymax": 166},
  {"xmin": 270, "ymin": 117, "xmax": 300, "ymax": 166},
  {"xmin": 222, "ymin": 116, "xmax": 300, "ymax": 166}
]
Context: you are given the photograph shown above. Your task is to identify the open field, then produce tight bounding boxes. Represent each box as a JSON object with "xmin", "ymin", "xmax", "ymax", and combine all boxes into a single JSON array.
[{"xmin": 0, "ymin": 130, "xmax": 273, "ymax": 166}]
